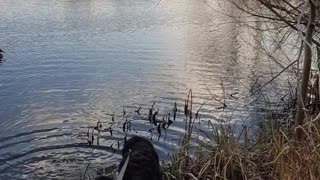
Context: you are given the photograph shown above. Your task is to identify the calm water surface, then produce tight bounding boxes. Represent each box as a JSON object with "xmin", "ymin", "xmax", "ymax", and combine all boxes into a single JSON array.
[{"xmin": 0, "ymin": 0, "xmax": 290, "ymax": 179}]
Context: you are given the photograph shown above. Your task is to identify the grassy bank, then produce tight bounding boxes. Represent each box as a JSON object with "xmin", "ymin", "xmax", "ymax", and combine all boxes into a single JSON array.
[{"xmin": 162, "ymin": 112, "xmax": 320, "ymax": 179}]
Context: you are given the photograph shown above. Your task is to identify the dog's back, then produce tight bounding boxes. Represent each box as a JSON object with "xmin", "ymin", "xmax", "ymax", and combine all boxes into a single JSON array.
[{"xmin": 119, "ymin": 136, "xmax": 161, "ymax": 180}]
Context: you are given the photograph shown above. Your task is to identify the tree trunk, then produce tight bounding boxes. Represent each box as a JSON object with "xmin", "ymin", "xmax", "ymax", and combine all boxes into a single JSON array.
[{"xmin": 295, "ymin": 0, "xmax": 317, "ymax": 140}]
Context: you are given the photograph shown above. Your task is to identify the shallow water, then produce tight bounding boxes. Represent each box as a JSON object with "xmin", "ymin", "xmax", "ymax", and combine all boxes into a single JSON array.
[{"xmin": 0, "ymin": 0, "xmax": 291, "ymax": 179}]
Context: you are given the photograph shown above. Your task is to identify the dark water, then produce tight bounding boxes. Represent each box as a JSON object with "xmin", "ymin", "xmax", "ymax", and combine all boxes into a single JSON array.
[{"xmin": 0, "ymin": 0, "xmax": 291, "ymax": 179}]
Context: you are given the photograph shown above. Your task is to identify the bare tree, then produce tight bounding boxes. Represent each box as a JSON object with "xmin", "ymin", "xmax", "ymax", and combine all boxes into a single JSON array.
[
  {"xmin": 221, "ymin": 0, "xmax": 319, "ymax": 139},
  {"xmin": 295, "ymin": 0, "xmax": 317, "ymax": 139},
  {"xmin": 223, "ymin": 0, "xmax": 319, "ymax": 47}
]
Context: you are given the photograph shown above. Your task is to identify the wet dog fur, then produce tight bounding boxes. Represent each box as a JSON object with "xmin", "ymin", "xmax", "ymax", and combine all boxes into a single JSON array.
[
  {"xmin": 96, "ymin": 136, "xmax": 161, "ymax": 180},
  {"xmin": 119, "ymin": 136, "xmax": 161, "ymax": 180}
]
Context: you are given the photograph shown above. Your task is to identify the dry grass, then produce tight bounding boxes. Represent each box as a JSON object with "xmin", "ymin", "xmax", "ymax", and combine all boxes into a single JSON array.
[
  {"xmin": 161, "ymin": 72, "xmax": 320, "ymax": 179},
  {"xmin": 162, "ymin": 117, "xmax": 320, "ymax": 180}
]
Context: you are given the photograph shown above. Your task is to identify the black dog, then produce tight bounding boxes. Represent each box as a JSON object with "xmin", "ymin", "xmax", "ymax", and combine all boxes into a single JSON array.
[
  {"xmin": 119, "ymin": 136, "xmax": 161, "ymax": 180},
  {"xmin": 96, "ymin": 136, "xmax": 161, "ymax": 180}
]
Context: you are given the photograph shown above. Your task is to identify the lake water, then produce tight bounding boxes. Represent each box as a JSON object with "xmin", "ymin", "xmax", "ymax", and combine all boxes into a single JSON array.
[{"xmin": 0, "ymin": 0, "xmax": 292, "ymax": 179}]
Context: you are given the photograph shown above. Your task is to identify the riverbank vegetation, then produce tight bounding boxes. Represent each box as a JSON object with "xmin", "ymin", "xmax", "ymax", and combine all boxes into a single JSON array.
[
  {"xmin": 162, "ymin": 102, "xmax": 320, "ymax": 179},
  {"xmin": 162, "ymin": 0, "xmax": 320, "ymax": 179}
]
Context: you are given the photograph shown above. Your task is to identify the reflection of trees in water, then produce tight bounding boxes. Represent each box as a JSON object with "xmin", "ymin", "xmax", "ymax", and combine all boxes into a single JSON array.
[
  {"xmin": 218, "ymin": 1, "xmax": 320, "ymax": 136},
  {"xmin": 209, "ymin": 1, "xmax": 309, "ymax": 124}
]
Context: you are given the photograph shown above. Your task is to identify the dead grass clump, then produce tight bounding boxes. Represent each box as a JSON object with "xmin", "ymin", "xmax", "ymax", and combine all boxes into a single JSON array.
[{"xmin": 162, "ymin": 118, "xmax": 320, "ymax": 180}]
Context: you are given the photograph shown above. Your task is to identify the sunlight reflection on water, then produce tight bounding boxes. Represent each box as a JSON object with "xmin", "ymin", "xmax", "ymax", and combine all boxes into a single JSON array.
[{"xmin": 0, "ymin": 0, "xmax": 292, "ymax": 179}]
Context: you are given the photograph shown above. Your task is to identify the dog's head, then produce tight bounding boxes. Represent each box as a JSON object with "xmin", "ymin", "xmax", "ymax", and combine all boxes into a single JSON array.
[{"xmin": 119, "ymin": 136, "xmax": 161, "ymax": 180}]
